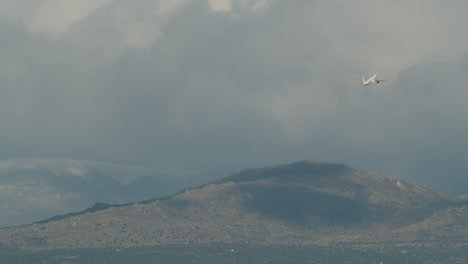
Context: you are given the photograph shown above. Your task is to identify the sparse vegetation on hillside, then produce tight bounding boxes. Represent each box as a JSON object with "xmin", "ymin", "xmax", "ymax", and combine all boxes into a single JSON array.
[{"xmin": 0, "ymin": 162, "xmax": 466, "ymax": 258}]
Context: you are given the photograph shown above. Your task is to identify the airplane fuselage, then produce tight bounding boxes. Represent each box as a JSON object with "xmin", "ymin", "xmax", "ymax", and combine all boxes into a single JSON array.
[{"xmin": 363, "ymin": 74, "xmax": 378, "ymax": 85}]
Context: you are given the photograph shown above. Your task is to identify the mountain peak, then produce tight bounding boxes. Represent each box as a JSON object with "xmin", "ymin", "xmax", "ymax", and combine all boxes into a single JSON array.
[
  {"xmin": 0, "ymin": 161, "xmax": 465, "ymax": 250},
  {"xmin": 213, "ymin": 161, "xmax": 352, "ymax": 185}
]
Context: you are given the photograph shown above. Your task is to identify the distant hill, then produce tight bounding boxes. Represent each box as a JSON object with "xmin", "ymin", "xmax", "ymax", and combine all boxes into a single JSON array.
[
  {"xmin": 0, "ymin": 158, "xmax": 218, "ymax": 227},
  {"xmin": 0, "ymin": 161, "xmax": 466, "ymax": 250}
]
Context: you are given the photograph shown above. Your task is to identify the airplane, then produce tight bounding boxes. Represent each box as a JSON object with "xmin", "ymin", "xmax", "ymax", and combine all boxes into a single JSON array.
[{"xmin": 355, "ymin": 74, "xmax": 387, "ymax": 86}]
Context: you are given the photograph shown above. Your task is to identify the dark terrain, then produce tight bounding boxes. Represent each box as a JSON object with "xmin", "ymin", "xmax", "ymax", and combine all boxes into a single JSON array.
[
  {"xmin": 0, "ymin": 161, "xmax": 466, "ymax": 263},
  {"xmin": 1, "ymin": 243, "xmax": 467, "ymax": 264},
  {"xmin": 0, "ymin": 158, "xmax": 218, "ymax": 227}
]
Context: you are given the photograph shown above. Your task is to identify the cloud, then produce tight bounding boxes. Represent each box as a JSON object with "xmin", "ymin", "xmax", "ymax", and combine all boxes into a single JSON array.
[
  {"xmin": 95, "ymin": 0, "xmax": 190, "ymax": 49},
  {"xmin": 209, "ymin": 0, "xmax": 232, "ymax": 12},
  {"xmin": 24, "ymin": 0, "xmax": 113, "ymax": 37},
  {"xmin": 0, "ymin": 0, "xmax": 468, "ymax": 195},
  {"xmin": 0, "ymin": 0, "xmax": 191, "ymax": 54},
  {"xmin": 0, "ymin": 0, "xmax": 113, "ymax": 37},
  {"xmin": 209, "ymin": 0, "xmax": 272, "ymax": 14}
]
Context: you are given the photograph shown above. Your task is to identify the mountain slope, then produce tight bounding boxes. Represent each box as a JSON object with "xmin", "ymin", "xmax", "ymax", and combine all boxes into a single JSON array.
[
  {"xmin": 0, "ymin": 161, "xmax": 465, "ymax": 250},
  {"xmin": 0, "ymin": 158, "xmax": 214, "ymax": 227}
]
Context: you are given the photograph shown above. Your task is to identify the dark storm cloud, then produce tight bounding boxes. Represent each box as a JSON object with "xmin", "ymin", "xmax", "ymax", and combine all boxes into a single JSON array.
[
  {"xmin": 0, "ymin": 0, "xmax": 467, "ymax": 194},
  {"xmin": 92, "ymin": 3, "xmax": 317, "ymax": 167}
]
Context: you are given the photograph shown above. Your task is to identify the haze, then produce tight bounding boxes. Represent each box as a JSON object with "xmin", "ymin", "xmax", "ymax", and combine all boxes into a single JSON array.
[{"xmin": 1, "ymin": 0, "xmax": 467, "ymax": 195}]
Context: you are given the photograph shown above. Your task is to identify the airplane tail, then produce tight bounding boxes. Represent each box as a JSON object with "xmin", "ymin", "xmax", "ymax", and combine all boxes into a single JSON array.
[{"xmin": 362, "ymin": 76, "xmax": 365, "ymax": 83}]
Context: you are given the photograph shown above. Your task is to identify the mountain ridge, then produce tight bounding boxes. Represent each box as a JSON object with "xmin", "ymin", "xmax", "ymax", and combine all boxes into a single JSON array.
[
  {"xmin": 0, "ymin": 161, "xmax": 466, "ymax": 250},
  {"xmin": 0, "ymin": 158, "xmax": 221, "ymax": 227}
]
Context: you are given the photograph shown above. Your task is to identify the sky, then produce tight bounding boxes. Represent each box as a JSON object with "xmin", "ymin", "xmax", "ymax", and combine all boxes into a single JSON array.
[{"xmin": 0, "ymin": 0, "xmax": 468, "ymax": 195}]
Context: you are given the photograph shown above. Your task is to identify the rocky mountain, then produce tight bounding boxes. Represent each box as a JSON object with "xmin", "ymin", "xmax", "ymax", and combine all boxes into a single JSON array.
[
  {"xmin": 0, "ymin": 161, "xmax": 466, "ymax": 251},
  {"xmin": 0, "ymin": 158, "xmax": 218, "ymax": 227}
]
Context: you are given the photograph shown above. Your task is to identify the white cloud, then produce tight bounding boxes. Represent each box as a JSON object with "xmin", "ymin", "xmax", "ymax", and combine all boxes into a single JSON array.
[
  {"xmin": 29, "ymin": 0, "xmax": 113, "ymax": 37},
  {"xmin": 209, "ymin": 0, "xmax": 273, "ymax": 14},
  {"xmin": 0, "ymin": 0, "xmax": 113, "ymax": 37},
  {"xmin": 237, "ymin": 0, "xmax": 271, "ymax": 14},
  {"xmin": 0, "ymin": 0, "xmax": 40, "ymax": 18},
  {"xmin": 53, "ymin": 0, "xmax": 193, "ymax": 61},
  {"xmin": 0, "ymin": 0, "xmax": 191, "ymax": 46},
  {"xmin": 209, "ymin": 0, "xmax": 232, "ymax": 12},
  {"xmin": 104, "ymin": 0, "xmax": 190, "ymax": 49}
]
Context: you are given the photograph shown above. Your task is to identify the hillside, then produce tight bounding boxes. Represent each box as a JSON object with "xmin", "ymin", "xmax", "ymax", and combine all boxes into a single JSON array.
[
  {"xmin": 0, "ymin": 158, "xmax": 216, "ymax": 227},
  {"xmin": 0, "ymin": 161, "xmax": 466, "ymax": 250}
]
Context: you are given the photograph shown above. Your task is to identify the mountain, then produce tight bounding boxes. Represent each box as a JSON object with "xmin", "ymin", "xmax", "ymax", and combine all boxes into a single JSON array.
[
  {"xmin": 0, "ymin": 161, "xmax": 466, "ymax": 251},
  {"xmin": 0, "ymin": 158, "xmax": 220, "ymax": 227}
]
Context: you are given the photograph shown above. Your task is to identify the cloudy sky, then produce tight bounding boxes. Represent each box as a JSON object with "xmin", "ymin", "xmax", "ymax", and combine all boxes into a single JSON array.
[{"xmin": 1, "ymin": 0, "xmax": 467, "ymax": 194}]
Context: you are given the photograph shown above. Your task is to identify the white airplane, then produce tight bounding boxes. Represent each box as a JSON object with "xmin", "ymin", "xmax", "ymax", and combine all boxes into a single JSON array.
[{"xmin": 355, "ymin": 74, "xmax": 387, "ymax": 86}]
